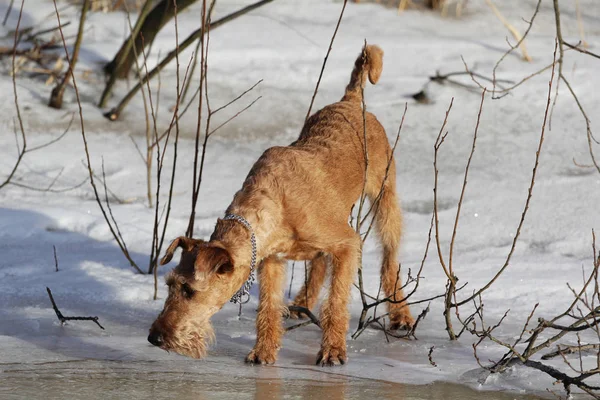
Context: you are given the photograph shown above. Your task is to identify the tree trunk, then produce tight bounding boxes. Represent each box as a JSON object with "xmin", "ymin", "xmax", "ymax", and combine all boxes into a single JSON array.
[
  {"xmin": 425, "ymin": 0, "xmax": 445, "ymax": 9},
  {"xmin": 104, "ymin": 0, "xmax": 198, "ymax": 79},
  {"xmin": 104, "ymin": 0, "xmax": 275, "ymax": 119},
  {"xmin": 49, "ymin": 0, "xmax": 90, "ymax": 109}
]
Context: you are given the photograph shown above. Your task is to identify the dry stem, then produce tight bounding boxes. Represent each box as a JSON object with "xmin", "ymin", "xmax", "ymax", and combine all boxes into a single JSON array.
[
  {"xmin": 304, "ymin": 0, "xmax": 348, "ymax": 122},
  {"xmin": 51, "ymin": 0, "xmax": 143, "ymax": 274},
  {"xmin": 484, "ymin": 0, "xmax": 531, "ymax": 62},
  {"xmin": 453, "ymin": 42, "xmax": 557, "ymax": 309},
  {"xmin": 46, "ymin": 287, "xmax": 104, "ymax": 330},
  {"xmin": 104, "ymin": 0, "xmax": 274, "ymax": 120},
  {"xmin": 48, "ymin": 0, "xmax": 90, "ymax": 109}
]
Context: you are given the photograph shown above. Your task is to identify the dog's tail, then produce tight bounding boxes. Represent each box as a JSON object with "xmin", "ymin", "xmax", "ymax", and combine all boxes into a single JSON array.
[{"xmin": 341, "ymin": 44, "xmax": 383, "ymax": 103}]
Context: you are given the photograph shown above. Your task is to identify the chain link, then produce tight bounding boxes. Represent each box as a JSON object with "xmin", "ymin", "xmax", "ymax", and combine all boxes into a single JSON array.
[{"xmin": 223, "ymin": 214, "xmax": 257, "ymax": 304}]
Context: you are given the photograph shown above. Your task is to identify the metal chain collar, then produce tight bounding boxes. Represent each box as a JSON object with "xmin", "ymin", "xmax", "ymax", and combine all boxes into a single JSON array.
[{"xmin": 223, "ymin": 214, "xmax": 257, "ymax": 304}]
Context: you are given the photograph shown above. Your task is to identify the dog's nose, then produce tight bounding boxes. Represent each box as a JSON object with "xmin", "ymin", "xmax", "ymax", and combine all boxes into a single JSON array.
[{"xmin": 148, "ymin": 331, "xmax": 164, "ymax": 347}]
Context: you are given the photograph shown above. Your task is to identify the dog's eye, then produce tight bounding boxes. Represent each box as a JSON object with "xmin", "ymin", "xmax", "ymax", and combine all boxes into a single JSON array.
[{"xmin": 181, "ymin": 283, "xmax": 195, "ymax": 299}]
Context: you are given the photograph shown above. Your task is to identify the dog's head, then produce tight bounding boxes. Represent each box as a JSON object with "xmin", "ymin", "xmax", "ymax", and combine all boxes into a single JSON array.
[{"xmin": 147, "ymin": 236, "xmax": 251, "ymax": 358}]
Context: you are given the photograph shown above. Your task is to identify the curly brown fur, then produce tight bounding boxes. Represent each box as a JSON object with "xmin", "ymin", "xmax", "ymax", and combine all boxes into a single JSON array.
[{"xmin": 148, "ymin": 43, "xmax": 412, "ymax": 364}]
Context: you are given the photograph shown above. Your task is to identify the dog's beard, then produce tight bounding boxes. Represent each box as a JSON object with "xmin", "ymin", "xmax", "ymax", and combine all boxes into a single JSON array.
[{"xmin": 162, "ymin": 318, "xmax": 215, "ymax": 359}]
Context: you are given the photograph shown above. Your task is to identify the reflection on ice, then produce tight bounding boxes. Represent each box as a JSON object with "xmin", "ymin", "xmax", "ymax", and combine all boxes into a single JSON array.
[{"xmin": 0, "ymin": 359, "xmax": 543, "ymax": 400}]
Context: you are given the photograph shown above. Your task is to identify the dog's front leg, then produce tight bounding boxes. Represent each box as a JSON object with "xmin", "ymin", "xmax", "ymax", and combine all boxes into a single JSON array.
[
  {"xmin": 317, "ymin": 233, "xmax": 360, "ymax": 366},
  {"xmin": 246, "ymin": 256, "xmax": 285, "ymax": 365}
]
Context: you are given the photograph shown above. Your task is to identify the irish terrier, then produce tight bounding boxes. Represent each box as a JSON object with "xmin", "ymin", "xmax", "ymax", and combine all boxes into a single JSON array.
[{"xmin": 148, "ymin": 44, "xmax": 413, "ymax": 366}]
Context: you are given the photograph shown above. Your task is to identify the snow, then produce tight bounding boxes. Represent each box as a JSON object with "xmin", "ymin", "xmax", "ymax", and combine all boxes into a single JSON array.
[{"xmin": 1, "ymin": 0, "xmax": 600, "ymax": 398}]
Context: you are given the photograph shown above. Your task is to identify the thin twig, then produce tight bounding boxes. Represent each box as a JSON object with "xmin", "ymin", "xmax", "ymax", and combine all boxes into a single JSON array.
[
  {"xmin": 288, "ymin": 305, "xmax": 321, "ymax": 328},
  {"xmin": 126, "ymin": 11, "xmax": 156, "ymax": 208},
  {"xmin": 181, "ymin": 0, "xmax": 216, "ymax": 103},
  {"xmin": 53, "ymin": 246, "xmax": 59, "ymax": 272},
  {"xmin": 360, "ymin": 103, "xmax": 407, "ymax": 236},
  {"xmin": 51, "ymin": 0, "xmax": 143, "ymax": 274},
  {"xmin": 151, "ymin": 1, "xmax": 188, "ymax": 287},
  {"xmin": 287, "ymin": 261, "xmax": 295, "ymax": 300},
  {"xmin": 428, "ymin": 346, "xmax": 437, "ymax": 367},
  {"xmin": 186, "ymin": 0, "xmax": 209, "ymax": 238},
  {"xmin": 304, "ymin": 0, "xmax": 347, "ymax": 122},
  {"xmin": 285, "ymin": 320, "xmax": 313, "ymax": 332},
  {"xmin": 454, "ymin": 41, "xmax": 558, "ymax": 308},
  {"xmin": 485, "ymin": 0, "xmax": 531, "ymax": 62},
  {"xmin": 27, "ymin": 113, "xmax": 74, "ymax": 152},
  {"xmin": 46, "ymin": 287, "xmax": 104, "ymax": 329},
  {"xmin": 432, "ymin": 98, "xmax": 454, "ymax": 282},
  {"xmin": 48, "ymin": 0, "xmax": 90, "ymax": 109},
  {"xmin": 491, "ymin": 0, "xmax": 541, "ymax": 96},
  {"xmin": 564, "ymin": 42, "xmax": 600, "ymax": 61},
  {"xmin": 1, "ymin": 0, "xmax": 27, "ymax": 191},
  {"xmin": 3, "ymin": 0, "xmax": 15, "ymax": 26},
  {"xmin": 207, "ymin": 96, "xmax": 262, "ymax": 137},
  {"xmin": 105, "ymin": 0, "xmax": 275, "ymax": 120},
  {"xmin": 551, "ymin": 0, "xmax": 600, "ymax": 174},
  {"xmin": 543, "ymin": 344, "xmax": 600, "ymax": 361},
  {"xmin": 444, "ymin": 89, "xmax": 486, "ymax": 339},
  {"xmin": 27, "ymin": 21, "xmax": 71, "ymax": 40}
]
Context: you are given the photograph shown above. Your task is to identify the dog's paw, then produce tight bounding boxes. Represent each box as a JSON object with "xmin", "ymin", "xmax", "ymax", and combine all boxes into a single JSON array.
[
  {"xmin": 316, "ymin": 346, "xmax": 347, "ymax": 367},
  {"xmin": 245, "ymin": 347, "xmax": 277, "ymax": 365},
  {"xmin": 388, "ymin": 311, "xmax": 415, "ymax": 331}
]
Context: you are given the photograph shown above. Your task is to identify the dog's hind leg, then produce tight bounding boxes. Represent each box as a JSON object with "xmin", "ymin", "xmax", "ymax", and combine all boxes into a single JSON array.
[
  {"xmin": 246, "ymin": 256, "xmax": 286, "ymax": 365},
  {"xmin": 289, "ymin": 253, "xmax": 328, "ymax": 319},
  {"xmin": 371, "ymin": 178, "xmax": 414, "ymax": 330},
  {"xmin": 317, "ymin": 227, "xmax": 361, "ymax": 366}
]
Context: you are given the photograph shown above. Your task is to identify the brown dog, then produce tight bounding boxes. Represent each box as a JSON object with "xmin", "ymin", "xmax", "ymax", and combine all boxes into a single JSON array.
[{"xmin": 148, "ymin": 44, "xmax": 413, "ymax": 366}]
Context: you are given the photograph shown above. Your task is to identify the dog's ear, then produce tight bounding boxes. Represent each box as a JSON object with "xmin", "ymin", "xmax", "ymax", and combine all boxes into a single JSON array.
[
  {"xmin": 194, "ymin": 243, "xmax": 233, "ymax": 280},
  {"xmin": 160, "ymin": 237, "xmax": 204, "ymax": 265}
]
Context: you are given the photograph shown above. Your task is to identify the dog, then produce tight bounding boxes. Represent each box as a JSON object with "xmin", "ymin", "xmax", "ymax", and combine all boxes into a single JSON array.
[{"xmin": 148, "ymin": 44, "xmax": 414, "ymax": 366}]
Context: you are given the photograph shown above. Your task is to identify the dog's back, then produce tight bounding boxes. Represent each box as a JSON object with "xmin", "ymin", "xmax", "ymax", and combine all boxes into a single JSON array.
[
  {"xmin": 232, "ymin": 45, "xmax": 394, "ymax": 221},
  {"xmin": 289, "ymin": 45, "xmax": 391, "ymax": 209}
]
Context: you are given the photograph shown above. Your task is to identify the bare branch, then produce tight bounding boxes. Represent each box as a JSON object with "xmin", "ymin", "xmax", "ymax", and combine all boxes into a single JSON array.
[
  {"xmin": 104, "ymin": 0, "xmax": 275, "ymax": 120},
  {"xmin": 51, "ymin": 0, "xmax": 143, "ymax": 274},
  {"xmin": 485, "ymin": 0, "xmax": 532, "ymax": 61},
  {"xmin": 48, "ymin": 0, "xmax": 90, "ymax": 109},
  {"xmin": 454, "ymin": 40, "xmax": 558, "ymax": 308},
  {"xmin": 543, "ymin": 344, "xmax": 600, "ymax": 361},
  {"xmin": 46, "ymin": 287, "xmax": 104, "ymax": 330},
  {"xmin": 304, "ymin": 0, "xmax": 348, "ymax": 122},
  {"xmin": 1, "ymin": 0, "xmax": 27, "ymax": 191},
  {"xmin": 287, "ymin": 305, "xmax": 321, "ymax": 329}
]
